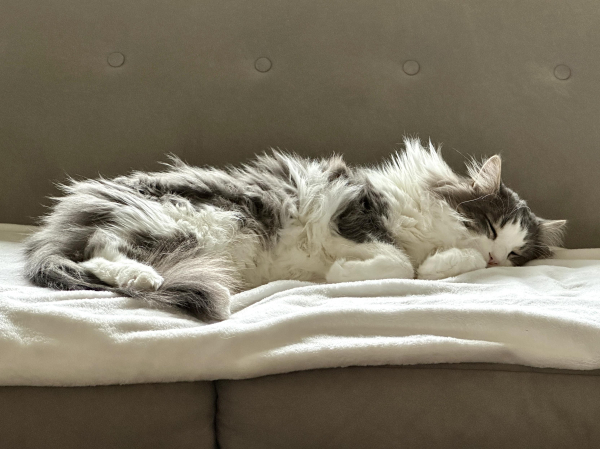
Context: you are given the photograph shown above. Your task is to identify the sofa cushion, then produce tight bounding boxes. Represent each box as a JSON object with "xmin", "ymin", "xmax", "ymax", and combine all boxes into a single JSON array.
[
  {"xmin": 0, "ymin": 382, "xmax": 216, "ymax": 449},
  {"xmin": 216, "ymin": 364, "xmax": 600, "ymax": 449}
]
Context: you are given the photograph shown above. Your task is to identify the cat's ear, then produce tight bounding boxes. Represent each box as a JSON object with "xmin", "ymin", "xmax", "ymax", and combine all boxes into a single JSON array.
[
  {"xmin": 539, "ymin": 219, "xmax": 567, "ymax": 247},
  {"xmin": 472, "ymin": 155, "xmax": 502, "ymax": 193}
]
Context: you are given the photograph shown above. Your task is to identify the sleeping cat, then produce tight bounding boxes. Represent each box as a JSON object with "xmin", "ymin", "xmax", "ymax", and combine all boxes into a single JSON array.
[{"xmin": 24, "ymin": 138, "xmax": 566, "ymax": 321}]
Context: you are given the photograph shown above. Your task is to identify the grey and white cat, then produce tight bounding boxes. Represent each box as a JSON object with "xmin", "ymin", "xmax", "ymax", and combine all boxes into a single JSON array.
[{"xmin": 25, "ymin": 139, "xmax": 566, "ymax": 321}]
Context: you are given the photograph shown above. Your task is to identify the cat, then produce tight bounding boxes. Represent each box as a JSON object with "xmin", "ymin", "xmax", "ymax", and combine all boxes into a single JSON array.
[{"xmin": 24, "ymin": 138, "xmax": 567, "ymax": 321}]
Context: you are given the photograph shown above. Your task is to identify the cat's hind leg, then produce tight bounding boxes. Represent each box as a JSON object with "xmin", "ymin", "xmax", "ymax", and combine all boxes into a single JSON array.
[
  {"xmin": 78, "ymin": 230, "xmax": 163, "ymax": 290},
  {"xmin": 80, "ymin": 256, "xmax": 164, "ymax": 290}
]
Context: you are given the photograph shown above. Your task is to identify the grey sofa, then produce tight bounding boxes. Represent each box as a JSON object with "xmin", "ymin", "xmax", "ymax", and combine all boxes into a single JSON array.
[
  {"xmin": 2, "ymin": 0, "xmax": 600, "ymax": 447},
  {"xmin": 4, "ymin": 365, "xmax": 600, "ymax": 448}
]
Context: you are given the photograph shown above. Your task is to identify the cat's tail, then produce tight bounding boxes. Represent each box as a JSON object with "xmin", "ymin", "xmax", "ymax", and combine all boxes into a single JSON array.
[{"xmin": 118, "ymin": 254, "xmax": 240, "ymax": 322}]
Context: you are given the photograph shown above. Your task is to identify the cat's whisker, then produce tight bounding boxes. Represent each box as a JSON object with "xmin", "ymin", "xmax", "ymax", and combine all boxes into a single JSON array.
[{"xmin": 456, "ymin": 193, "xmax": 494, "ymax": 208}]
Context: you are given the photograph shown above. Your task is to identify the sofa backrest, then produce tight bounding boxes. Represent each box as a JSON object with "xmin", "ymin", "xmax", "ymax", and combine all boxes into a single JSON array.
[{"xmin": 1, "ymin": 0, "xmax": 598, "ymax": 247}]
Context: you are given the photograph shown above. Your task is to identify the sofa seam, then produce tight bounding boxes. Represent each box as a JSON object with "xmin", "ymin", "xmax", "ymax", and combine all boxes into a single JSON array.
[{"xmin": 213, "ymin": 380, "xmax": 221, "ymax": 449}]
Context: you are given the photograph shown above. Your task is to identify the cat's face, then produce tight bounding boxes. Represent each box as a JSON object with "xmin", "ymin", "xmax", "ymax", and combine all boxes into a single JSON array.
[
  {"xmin": 439, "ymin": 156, "xmax": 566, "ymax": 267},
  {"xmin": 462, "ymin": 186, "xmax": 565, "ymax": 267}
]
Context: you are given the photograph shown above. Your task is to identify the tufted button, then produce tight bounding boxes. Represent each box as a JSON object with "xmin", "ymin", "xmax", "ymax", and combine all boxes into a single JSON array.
[
  {"xmin": 107, "ymin": 52, "xmax": 125, "ymax": 68},
  {"xmin": 255, "ymin": 57, "xmax": 272, "ymax": 73},
  {"xmin": 402, "ymin": 60, "xmax": 420, "ymax": 76},
  {"xmin": 554, "ymin": 64, "xmax": 571, "ymax": 80}
]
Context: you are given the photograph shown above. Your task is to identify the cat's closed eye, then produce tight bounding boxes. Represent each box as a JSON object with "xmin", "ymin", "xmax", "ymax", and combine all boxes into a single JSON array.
[{"xmin": 485, "ymin": 216, "xmax": 497, "ymax": 239}]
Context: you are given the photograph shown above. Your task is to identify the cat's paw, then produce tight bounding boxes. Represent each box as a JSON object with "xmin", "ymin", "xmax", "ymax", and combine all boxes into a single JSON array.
[
  {"xmin": 118, "ymin": 265, "xmax": 164, "ymax": 290},
  {"xmin": 417, "ymin": 248, "xmax": 486, "ymax": 280},
  {"xmin": 326, "ymin": 255, "xmax": 414, "ymax": 283},
  {"xmin": 80, "ymin": 258, "xmax": 164, "ymax": 291}
]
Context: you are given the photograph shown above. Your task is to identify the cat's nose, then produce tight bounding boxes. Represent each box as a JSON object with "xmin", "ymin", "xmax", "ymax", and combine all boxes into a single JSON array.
[{"xmin": 487, "ymin": 253, "xmax": 498, "ymax": 267}]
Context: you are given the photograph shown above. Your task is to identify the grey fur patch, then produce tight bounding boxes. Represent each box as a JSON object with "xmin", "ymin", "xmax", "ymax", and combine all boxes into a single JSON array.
[
  {"xmin": 334, "ymin": 178, "xmax": 394, "ymax": 245},
  {"xmin": 25, "ymin": 252, "xmax": 110, "ymax": 291},
  {"xmin": 121, "ymin": 155, "xmax": 290, "ymax": 246}
]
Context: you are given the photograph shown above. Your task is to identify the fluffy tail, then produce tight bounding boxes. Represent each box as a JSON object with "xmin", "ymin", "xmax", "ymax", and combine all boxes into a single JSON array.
[
  {"xmin": 118, "ymin": 256, "xmax": 239, "ymax": 321},
  {"xmin": 25, "ymin": 233, "xmax": 239, "ymax": 322}
]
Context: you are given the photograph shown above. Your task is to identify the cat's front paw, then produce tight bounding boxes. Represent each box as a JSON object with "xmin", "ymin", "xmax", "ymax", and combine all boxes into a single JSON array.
[
  {"xmin": 326, "ymin": 255, "xmax": 414, "ymax": 283},
  {"xmin": 417, "ymin": 248, "xmax": 487, "ymax": 280},
  {"xmin": 326, "ymin": 259, "xmax": 352, "ymax": 283}
]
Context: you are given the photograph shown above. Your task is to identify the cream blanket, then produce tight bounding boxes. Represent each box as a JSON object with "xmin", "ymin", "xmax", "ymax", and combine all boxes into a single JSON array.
[{"xmin": 1, "ymin": 224, "xmax": 600, "ymax": 386}]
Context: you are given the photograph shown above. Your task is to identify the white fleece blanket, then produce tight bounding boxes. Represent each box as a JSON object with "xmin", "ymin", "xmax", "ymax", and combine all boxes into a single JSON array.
[{"xmin": 2, "ymin": 224, "xmax": 600, "ymax": 387}]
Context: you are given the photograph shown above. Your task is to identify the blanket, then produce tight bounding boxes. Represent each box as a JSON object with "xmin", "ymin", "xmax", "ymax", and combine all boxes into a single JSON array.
[{"xmin": 1, "ymin": 224, "xmax": 600, "ymax": 386}]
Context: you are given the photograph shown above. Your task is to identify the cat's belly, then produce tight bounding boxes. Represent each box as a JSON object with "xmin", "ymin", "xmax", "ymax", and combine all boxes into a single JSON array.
[{"xmin": 237, "ymin": 222, "xmax": 336, "ymax": 288}]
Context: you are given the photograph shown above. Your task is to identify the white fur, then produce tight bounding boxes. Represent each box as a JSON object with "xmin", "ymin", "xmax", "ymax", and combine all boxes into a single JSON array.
[
  {"xmin": 82, "ymin": 200, "xmax": 260, "ymax": 290},
  {"xmin": 417, "ymin": 248, "xmax": 487, "ymax": 280},
  {"xmin": 80, "ymin": 254, "xmax": 164, "ymax": 291},
  {"xmin": 83, "ymin": 140, "xmax": 530, "ymax": 289},
  {"xmin": 366, "ymin": 140, "xmax": 470, "ymax": 266},
  {"xmin": 480, "ymin": 221, "xmax": 528, "ymax": 267},
  {"xmin": 326, "ymin": 255, "xmax": 414, "ymax": 283},
  {"xmin": 203, "ymin": 140, "xmax": 525, "ymax": 285},
  {"xmin": 242, "ymin": 139, "xmax": 500, "ymax": 285},
  {"xmin": 239, "ymin": 153, "xmax": 367, "ymax": 287}
]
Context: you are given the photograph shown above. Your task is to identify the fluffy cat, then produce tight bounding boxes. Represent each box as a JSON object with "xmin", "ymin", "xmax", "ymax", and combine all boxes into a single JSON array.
[{"xmin": 24, "ymin": 139, "xmax": 566, "ymax": 321}]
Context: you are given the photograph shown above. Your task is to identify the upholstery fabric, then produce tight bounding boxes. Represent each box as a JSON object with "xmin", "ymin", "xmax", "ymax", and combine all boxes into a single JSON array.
[
  {"xmin": 0, "ymin": 382, "xmax": 216, "ymax": 449},
  {"xmin": 216, "ymin": 364, "xmax": 600, "ymax": 449}
]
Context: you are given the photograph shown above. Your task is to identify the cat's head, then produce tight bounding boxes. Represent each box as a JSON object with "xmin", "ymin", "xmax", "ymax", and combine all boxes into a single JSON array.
[{"xmin": 437, "ymin": 155, "xmax": 566, "ymax": 267}]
